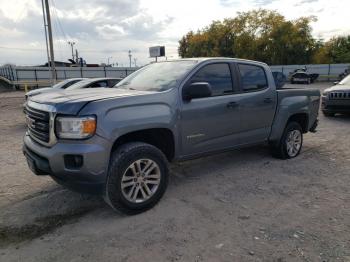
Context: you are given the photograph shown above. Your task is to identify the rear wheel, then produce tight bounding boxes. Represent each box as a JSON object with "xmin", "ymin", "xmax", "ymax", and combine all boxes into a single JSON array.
[
  {"xmin": 104, "ymin": 142, "xmax": 169, "ymax": 214},
  {"xmin": 271, "ymin": 122, "xmax": 303, "ymax": 159}
]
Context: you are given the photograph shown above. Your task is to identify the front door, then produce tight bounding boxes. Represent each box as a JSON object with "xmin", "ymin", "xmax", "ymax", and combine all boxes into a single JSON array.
[{"xmin": 180, "ymin": 62, "xmax": 242, "ymax": 157}]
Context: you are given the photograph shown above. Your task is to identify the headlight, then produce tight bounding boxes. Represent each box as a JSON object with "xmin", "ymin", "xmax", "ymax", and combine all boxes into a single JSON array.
[
  {"xmin": 56, "ymin": 116, "xmax": 96, "ymax": 139},
  {"xmin": 322, "ymin": 89, "xmax": 331, "ymax": 96}
]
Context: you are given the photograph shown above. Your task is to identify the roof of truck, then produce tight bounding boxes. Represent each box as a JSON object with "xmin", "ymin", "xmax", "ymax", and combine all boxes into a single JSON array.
[{"xmin": 166, "ymin": 57, "xmax": 268, "ymax": 66}]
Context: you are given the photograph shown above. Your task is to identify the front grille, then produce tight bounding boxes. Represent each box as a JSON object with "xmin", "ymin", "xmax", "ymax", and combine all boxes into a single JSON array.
[
  {"xmin": 329, "ymin": 92, "xmax": 350, "ymax": 100},
  {"xmin": 325, "ymin": 105, "xmax": 350, "ymax": 111},
  {"xmin": 25, "ymin": 106, "xmax": 50, "ymax": 143}
]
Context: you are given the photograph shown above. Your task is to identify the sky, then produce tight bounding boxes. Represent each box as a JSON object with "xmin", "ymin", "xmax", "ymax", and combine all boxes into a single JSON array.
[{"xmin": 0, "ymin": 0, "xmax": 349, "ymax": 66}]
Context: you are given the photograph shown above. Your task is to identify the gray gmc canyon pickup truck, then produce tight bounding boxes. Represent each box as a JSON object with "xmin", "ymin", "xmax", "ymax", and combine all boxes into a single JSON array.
[{"xmin": 23, "ymin": 58, "xmax": 320, "ymax": 214}]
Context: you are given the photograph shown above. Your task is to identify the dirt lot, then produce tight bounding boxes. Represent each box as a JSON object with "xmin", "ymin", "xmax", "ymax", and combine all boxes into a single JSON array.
[{"xmin": 0, "ymin": 83, "xmax": 349, "ymax": 262}]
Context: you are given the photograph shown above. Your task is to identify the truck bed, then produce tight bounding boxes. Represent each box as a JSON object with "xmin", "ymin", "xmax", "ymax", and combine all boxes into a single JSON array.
[{"xmin": 268, "ymin": 87, "xmax": 320, "ymax": 142}]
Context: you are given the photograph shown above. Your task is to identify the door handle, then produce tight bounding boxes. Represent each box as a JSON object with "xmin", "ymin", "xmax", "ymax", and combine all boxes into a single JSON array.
[
  {"xmin": 263, "ymin": 98, "xmax": 273, "ymax": 104},
  {"xmin": 226, "ymin": 101, "xmax": 239, "ymax": 108}
]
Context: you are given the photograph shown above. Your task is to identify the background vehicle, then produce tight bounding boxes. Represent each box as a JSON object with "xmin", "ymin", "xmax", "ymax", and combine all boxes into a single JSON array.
[
  {"xmin": 25, "ymin": 78, "xmax": 122, "ymax": 101},
  {"xmin": 290, "ymin": 71, "xmax": 319, "ymax": 84},
  {"xmin": 322, "ymin": 75, "xmax": 350, "ymax": 116},
  {"xmin": 25, "ymin": 78, "xmax": 85, "ymax": 100},
  {"xmin": 23, "ymin": 58, "xmax": 320, "ymax": 214},
  {"xmin": 338, "ymin": 69, "xmax": 349, "ymax": 80},
  {"xmin": 65, "ymin": 77, "xmax": 122, "ymax": 90}
]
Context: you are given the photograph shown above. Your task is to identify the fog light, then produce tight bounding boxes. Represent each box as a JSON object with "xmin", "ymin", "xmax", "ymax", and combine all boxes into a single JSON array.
[{"xmin": 64, "ymin": 155, "xmax": 83, "ymax": 169}]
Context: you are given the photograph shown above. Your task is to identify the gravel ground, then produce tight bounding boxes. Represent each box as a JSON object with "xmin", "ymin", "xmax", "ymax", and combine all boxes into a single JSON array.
[{"xmin": 0, "ymin": 83, "xmax": 349, "ymax": 262}]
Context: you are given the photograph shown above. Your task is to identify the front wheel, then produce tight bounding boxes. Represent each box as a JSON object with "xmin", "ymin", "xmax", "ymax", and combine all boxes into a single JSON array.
[
  {"xmin": 104, "ymin": 142, "xmax": 169, "ymax": 214},
  {"xmin": 271, "ymin": 122, "xmax": 303, "ymax": 159}
]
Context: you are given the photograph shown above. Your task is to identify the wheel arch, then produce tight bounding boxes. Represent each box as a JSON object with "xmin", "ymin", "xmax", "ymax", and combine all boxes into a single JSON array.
[
  {"xmin": 110, "ymin": 128, "xmax": 176, "ymax": 162},
  {"xmin": 287, "ymin": 113, "xmax": 309, "ymax": 133}
]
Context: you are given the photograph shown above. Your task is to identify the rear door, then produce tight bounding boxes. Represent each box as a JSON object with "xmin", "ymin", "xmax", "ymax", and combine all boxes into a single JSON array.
[
  {"xmin": 180, "ymin": 62, "xmax": 242, "ymax": 156},
  {"xmin": 236, "ymin": 63, "xmax": 277, "ymax": 144}
]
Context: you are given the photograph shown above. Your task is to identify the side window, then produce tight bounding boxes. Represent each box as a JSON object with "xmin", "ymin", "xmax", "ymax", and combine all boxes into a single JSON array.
[
  {"xmin": 238, "ymin": 64, "xmax": 268, "ymax": 91},
  {"xmin": 90, "ymin": 81, "xmax": 108, "ymax": 88},
  {"xmin": 190, "ymin": 63, "xmax": 233, "ymax": 96}
]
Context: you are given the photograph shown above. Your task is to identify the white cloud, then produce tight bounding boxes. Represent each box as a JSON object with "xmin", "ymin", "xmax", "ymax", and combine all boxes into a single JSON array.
[{"xmin": 0, "ymin": 0, "xmax": 349, "ymax": 66}]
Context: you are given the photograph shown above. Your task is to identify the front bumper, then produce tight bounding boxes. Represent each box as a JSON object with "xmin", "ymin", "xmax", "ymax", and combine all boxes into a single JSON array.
[
  {"xmin": 23, "ymin": 133, "xmax": 111, "ymax": 193},
  {"xmin": 321, "ymin": 96, "xmax": 350, "ymax": 113}
]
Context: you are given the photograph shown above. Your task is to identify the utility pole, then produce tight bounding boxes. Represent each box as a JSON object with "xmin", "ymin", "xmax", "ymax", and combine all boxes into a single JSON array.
[
  {"xmin": 107, "ymin": 56, "xmax": 112, "ymax": 66},
  {"xmin": 75, "ymin": 49, "xmax": 79, "ymax": 64},
  {"xmin": 128, "ymin": 50, "xmax": 132, "ymax": 68},
  {"xmin": 41, "ymin": 0, "xmax": 50, "ymax": 73},
  {"xmin": 68, "ymin": 41, "xmax": 75, "ymax": 61},
  {"xmin": 44, "ymin": 0, "xmax": 56, "ymax": 83}
]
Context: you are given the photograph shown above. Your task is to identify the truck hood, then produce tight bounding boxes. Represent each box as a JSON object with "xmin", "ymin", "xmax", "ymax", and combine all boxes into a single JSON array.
[
  {"xmin": 27, "ymin": 87, "xmax": 53, "ymax": 96},
  {"xmin": 30, "ymin": 88, "xmax": 154, "ymax": 115},
  {"xmin": 324, "ymin": 84, "xmax": 350, "ymax": 93}
]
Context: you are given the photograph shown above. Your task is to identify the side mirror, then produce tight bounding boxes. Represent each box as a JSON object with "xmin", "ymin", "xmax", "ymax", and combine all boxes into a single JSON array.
[
  {"xmin": 182, "ymin": 82, "xmax": 212, "ymax": 100},
  {"xmin": 333, "ymin": 81, "xmax": 339, "ymax": 85}
]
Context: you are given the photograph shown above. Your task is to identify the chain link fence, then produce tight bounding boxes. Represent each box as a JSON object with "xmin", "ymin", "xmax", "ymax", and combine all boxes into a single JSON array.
[
  {"xmin": 0, "ymin": 66, "xmax": 139, "ymax": 89},
  {"xmin": 270, "ymin": 63, "xmax": 350, "ymax": 81}
]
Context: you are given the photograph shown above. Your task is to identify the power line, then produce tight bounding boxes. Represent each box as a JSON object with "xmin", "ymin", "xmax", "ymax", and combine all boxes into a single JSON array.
[
  {"xmin": 49, "ymin": 0, "xmax": 65, "ymax": 61},
  {"xmin": 50, "ymin": 0, "xmax": 68, "ymax": 42},
  {"xmin": 0, "ymin": 46, "xmax": 139, "ymax": 56},
  {"xmin": 0, "ymin": 46, "xmax": 44, "ymax": 51}
]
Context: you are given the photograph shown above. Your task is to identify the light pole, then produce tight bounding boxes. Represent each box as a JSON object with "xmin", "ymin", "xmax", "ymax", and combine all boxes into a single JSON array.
[
  {"xmin": 68, "ymin": 41, "xmax": 75, "ymax": 61},
  {"xmin": 134, "ymin": 58, "xmax": 137, "ymax": 67},
  {"xmin": 128, "ymin": 50, "xmax": 132, "ymax": 68},
  {"xmin": 107, "ymin": 56, "xmax": 112, "ymax": 66}
]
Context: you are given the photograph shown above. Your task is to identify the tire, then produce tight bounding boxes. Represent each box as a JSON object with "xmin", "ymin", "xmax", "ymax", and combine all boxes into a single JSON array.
[
  {"xmin": 322, "ymin": 111, "xmax": 335, "ymax": 117},
  {"xmin": 271, "ymin": 122, "xmax": 303, "ymax": 159},
  {"xmin": 104, "ymin": 142, "xmax": 169, "ymax": 214}
]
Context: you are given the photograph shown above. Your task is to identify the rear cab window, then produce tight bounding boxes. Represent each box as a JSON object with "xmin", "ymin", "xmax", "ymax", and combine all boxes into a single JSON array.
[
  {"xmin": 190, "ymin": 63, "xmax": 234, "ymax": 96},
  {"xmin": 238, "ymin": 64, "xmax": 268, "ymax": 92}
]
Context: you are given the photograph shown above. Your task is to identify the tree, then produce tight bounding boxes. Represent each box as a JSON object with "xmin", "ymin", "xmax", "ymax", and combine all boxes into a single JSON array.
[
  {"xmin": 312, "ymin": 36, "xmax": 350, "ymax": 64},
  {"xmin": 327, "ymin": 36, "xmax": 350, "ymax": 63},
  {"xmin": 178, "ymin": 9, "xmax": 320, "ymax": 65}
]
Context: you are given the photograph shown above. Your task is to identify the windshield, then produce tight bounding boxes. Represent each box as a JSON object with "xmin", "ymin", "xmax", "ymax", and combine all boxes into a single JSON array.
[
  {"xmin": 65, "ymin": 79, "xmax": 94, "ymax": 90},
  {"xmin": 116, "ymin": 60, "xmax": 197, "ymax": 92},
  {"xmin": 339, "ymin": 75, "xmax": 350, "ymax": 85}
]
